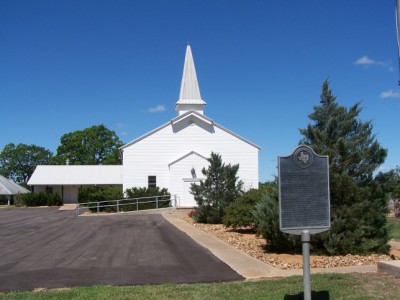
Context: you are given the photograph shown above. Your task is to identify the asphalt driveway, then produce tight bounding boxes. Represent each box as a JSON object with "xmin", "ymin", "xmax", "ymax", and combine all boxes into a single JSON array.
[{"xmin": 0, "ymin": 207, "xmax": 243, "ymax": 291}]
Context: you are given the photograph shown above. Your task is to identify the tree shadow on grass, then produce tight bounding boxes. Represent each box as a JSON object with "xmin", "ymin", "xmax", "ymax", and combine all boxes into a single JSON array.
[{"xmin": 284, "ymin": 290, "xmax": 330, "ymax": 300}]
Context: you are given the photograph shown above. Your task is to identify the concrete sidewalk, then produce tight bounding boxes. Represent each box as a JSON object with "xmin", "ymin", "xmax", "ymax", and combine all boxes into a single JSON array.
[{"xmin": 163, "ymin": 212, "xmax": 378, "ymax": 280}]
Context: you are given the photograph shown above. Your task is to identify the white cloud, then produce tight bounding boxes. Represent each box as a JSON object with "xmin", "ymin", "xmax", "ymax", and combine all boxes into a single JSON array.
[
  {"xmin": 115, "ymin": 122, "xmax": 128, "ymax": 136},
  {"xmin": 354, "ymin": 55, "xmax": 375, "ymax": 65},
  {"xmin": 116, "ymin": 122, "xmax": 127, "ymax": 129},
  {"xmin": 380, "ymin": 90, "xmax": 400, "ymax": 99},
  {"xmin": 354, "ymin": 55, "xmax": 393, "ymax": 72},
  {"xmin": 148, "ymin": 105, "xmax": 166, "ymax": 113}
]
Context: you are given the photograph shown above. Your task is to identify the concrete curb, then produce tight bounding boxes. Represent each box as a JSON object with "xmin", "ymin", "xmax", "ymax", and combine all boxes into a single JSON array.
[
  {"xmin": 163, "ymin": 213, "xmax": 383, "ymax": 280},
  {"xmin": 377, "ymin": 261, "xmax": 400, "ymax": 277},
  {"xmin": 163, "ymin": 213, "xmax": 281, "ymax": 279}
]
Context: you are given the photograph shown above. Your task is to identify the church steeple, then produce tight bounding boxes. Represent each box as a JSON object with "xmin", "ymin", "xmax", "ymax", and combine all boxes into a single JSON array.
[{"xmin": 175, "ymin": 44, "xmax": 207, "ymax": 115}]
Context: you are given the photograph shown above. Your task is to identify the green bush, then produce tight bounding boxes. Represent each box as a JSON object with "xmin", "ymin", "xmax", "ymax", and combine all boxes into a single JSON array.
[
  {"xmin": 124, "ymin": 187, "xmax": 171, "ymax": 211},
  {"xmin": 312, "ymin": 175, "xmax": 389, "ymax": 255},
  {"xmin": 78, "ymin": 186, "xmax": 171, "ymax": 213},
  {"xmin": 223, "ymin": 188, "xmax": 265, "ymax": 229},
  {"xmin": 78, "ymin": 186, "xmax": 123, "ymax": 212},
  {"xmin": 193, "ymin": 205, "xmax": 222, "ymax": 224},
  {"xmin": 253, "ymin": 186, "xmax": 301, "ymax": 253},
  {"xmin": 14, "ymin": 192, "xmax": 62, "ymax": 207},
  {"xmin": 13, "ymin": 194, "xmax": 24, "ymax": 207},
  {"xmin": 125, "ymin": 186, "xmax": 169, "ymax": 198},
  {"xmin": 253, "ymin": 177, "xmax": 389, "ymax": 255},
  {"xmin": 0, "ymin": 195, "xmax": 11, "ymax": 205}
]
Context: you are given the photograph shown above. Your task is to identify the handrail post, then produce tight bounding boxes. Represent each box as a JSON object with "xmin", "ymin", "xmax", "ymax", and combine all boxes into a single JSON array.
[
  {"xmin": 136, "ymin": 198, "xmax": 138, "ymax": 211},
  {"xmin": 117, "ymin": 200, "xmax": 119, "ymax": 213},
  {"xmin": 156, "ymin": 196, "xmax": 158, "ymax": 209},
  {"xmin": 97, "ymin": 202, "xmax": 99, "ymax": 213}
]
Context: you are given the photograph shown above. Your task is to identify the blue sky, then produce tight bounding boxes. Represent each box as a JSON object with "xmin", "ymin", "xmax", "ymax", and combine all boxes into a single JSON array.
[{"xmin": 0, "ymin": 1, "xmax": 398, "ymax": 182}]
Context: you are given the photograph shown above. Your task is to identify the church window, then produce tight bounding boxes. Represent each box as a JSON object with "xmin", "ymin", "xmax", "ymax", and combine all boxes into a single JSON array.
[{"xmin": 148, "ymin": 176, "xmax": 156, "ymax": 188}]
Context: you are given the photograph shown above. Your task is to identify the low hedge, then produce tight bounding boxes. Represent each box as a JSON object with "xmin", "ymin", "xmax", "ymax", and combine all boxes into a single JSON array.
[
  {"xmin": 14, "ymin": 192, "xmax": 62, "ymax": 207},
  {"xmin": 78, "ymin": 186, "xmax": 171, "ymax": 213},
  {"xmin": 78, "ymin": 186, "xmax": 124, "ymax": 212}
]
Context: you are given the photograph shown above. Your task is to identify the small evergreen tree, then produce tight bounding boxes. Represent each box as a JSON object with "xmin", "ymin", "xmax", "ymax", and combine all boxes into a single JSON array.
[
  {"xmin": 253, "ymin": 181, "xmax": 301, "ymax": 253},
  {"xmin": 191, "ymin": 152, "xmax": 243, "ymax": 224},
  {"xmin": 299, "ymin": 80, "xmax": 388, "ymax": 254}
]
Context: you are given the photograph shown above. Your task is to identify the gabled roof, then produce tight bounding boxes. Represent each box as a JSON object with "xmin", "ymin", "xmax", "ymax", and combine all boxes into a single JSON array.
[
  {"xmin": 175, "ymin": 44, "xmax": 206, "ymax": 111},
  {"xmin": 120, "ymin": 110, "xmax": 261, "ymax": 150},
  {"xmin": 171, "ymin": 110, "xmax": 212, "ymax": 126},
  {"xmin": 28, "ymin": 165, "xmax": 123, "ymax": 185},
  {"xmin": 168, "ymin": 151, "xmax": 208, "ymax": 167},
  {"xmin": 0, "ymin": 175, "xmax": 30, "ymax": 195}
]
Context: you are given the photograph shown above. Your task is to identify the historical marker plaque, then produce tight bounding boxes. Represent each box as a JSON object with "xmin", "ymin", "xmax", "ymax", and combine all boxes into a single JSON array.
[{"xmin": 279, "ymin": 145, "xmax": 330, "ymax": 235}]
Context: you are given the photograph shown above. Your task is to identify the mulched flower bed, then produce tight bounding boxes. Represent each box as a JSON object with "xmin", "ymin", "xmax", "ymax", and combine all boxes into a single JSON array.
[{"xmin": 185, "ymin": 218, "xmax": 396, "ymax": 270}]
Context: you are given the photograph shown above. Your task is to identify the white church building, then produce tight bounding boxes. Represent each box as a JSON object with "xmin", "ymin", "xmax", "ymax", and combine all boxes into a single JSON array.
[{"xmin": 28, "ymin": 45, "xmax": 260, "ymax": 207}]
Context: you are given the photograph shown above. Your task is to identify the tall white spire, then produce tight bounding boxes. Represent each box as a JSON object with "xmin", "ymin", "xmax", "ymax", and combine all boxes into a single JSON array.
[{"xmin": 175, "ymin": 44, "xmax": 206, "ymax": 115}]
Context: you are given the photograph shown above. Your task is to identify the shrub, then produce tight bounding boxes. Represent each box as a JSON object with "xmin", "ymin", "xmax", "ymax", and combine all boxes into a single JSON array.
[
  {"xmin": 125, "ymin": 186, "xmax": 169, "ymax": 198},
  {"xmin": 187, "ymin": 209, "xmax": 196, "ymax": 218},
  {"xmin": 0, "ymin": 195, "xmax": 10, "ymax": 205},
  {"xmin": 192, "ymin": 205, "xmax": 222, "ymax": 224},
  {"xmin": 13, "ymin": 194, "xmax": 24, "ymax": 207},
  {"xmin": 123, "ymin": 186, "xmax": 171, "ymax": 211},
  {"xmin": 223, "ymin": 188, "xmax": 265, "ymax": 229},
  {"xmin": 14, "ymin": 192, "xmax": 62, "ymax": 207},
  {"xmin": 253, "ymin": 186, "xmax": 301, "ymax": 253},
  {"xmin": 78, "ymin": 186, "xmax": 123, "ymax": 212}
]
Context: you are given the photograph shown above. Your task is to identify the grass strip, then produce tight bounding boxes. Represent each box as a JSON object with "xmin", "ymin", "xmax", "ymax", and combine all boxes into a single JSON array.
[
  {"xmin": 388, "ymin": 218, "xmax": 400, "ymax": 241},
  {"xmin": 0, "ymin": 273, "xmax": 399, "ymax": 300}
]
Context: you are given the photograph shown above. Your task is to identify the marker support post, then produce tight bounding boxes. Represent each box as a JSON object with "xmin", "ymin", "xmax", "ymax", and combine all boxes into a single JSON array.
[{"xmin": 302, "ymin": 230, "xmax": 311, "ymax": 300}]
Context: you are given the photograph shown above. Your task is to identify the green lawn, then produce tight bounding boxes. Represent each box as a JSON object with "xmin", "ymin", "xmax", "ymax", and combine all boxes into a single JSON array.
[
  {"xmin": 0, "ymin": 273, "xmax": 399, "ymax": 300},
  {"xmin": 388, "ymin": 218, "xmax": 400, "ymax": 241},
  {"xmin": 0, "ymin": 205, "xmax": 14, "ymax": 209}
]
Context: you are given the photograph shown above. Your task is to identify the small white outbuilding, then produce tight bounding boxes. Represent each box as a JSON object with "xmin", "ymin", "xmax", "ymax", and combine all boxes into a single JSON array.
[{"xmin": 28, "ymin": 45, "xmax": 260, "ymax": 206}]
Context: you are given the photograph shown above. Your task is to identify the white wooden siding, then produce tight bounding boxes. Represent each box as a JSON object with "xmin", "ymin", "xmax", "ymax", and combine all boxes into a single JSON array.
[
  {"xmin": 122, "ymin": 116, "xmax": 259, "ymax": 204},
  {"xmin": 169, "ymin": 151, "xmax": 209, "ymax": 206}
]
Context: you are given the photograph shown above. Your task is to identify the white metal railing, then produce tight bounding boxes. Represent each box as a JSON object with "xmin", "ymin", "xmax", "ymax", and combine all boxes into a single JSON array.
[{"xmin": 75, "ymin": 194, "xmax": 177, "ymax": 216}]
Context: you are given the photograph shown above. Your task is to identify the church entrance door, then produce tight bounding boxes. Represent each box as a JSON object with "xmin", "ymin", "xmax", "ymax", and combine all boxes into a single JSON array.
[{"xmin": 181, "ymin": 179, "xmax": 200, "ymax": 207}]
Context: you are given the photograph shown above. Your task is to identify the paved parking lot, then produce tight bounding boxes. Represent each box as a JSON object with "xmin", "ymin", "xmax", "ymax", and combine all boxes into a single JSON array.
[{"xmin": 0, "ymin": 207, "xmax": 243, "ymax": 291}]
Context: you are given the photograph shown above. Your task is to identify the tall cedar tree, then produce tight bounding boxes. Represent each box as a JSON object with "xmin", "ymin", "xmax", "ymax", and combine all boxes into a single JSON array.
[
  {"xmin": 190, "ymin": 152, "xmax": 243, "ymax": 224},
  {"xmin": 300, "ymin": 80, "xmax": 388, "ymax": 254},
  {"xmin": 50, "ymin": 124, "xmax": 123, "ymax": 165}
]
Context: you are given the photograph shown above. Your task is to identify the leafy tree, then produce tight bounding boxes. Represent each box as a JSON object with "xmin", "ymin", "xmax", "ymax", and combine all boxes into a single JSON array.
[
  {"xmin": 190, "ymin": 152, "xmax": 243, "ymax": 224},
  {"xmin": 0, "ymin": 143, "xmax": 53, "ymax": 184},
  {"xmin": 299, "ymin": 80, "xmax": 388, "ymax": 254},
  {"xmin": 50, "ymin": 124, "xmax": 123, "ymax": 165}
]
